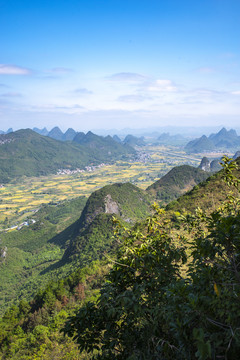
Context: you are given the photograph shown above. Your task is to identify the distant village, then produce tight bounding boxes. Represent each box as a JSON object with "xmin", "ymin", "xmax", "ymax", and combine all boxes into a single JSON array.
[
  {"xmin": 0, "ymin": 138, "xmax": 14, "ymax": 146},
  {"xmin": 57, "ymin": 163, "xmax": 107, "ymax": 175}
]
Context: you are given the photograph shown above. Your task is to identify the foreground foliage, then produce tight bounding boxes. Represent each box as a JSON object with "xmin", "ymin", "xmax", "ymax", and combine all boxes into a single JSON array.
[
  {"xmin": 64, "ymin": 157, "xmax": 240, "ymax": 359},
  {"xmin": 0, "ymin": 261, "xmax": 109, "ymax": 359}
]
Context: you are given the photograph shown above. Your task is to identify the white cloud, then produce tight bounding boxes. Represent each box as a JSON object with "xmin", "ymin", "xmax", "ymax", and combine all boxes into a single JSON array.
[
  {"xmin": 0, "ymin": 64, "xmax": 31, "ymax": 75},
  {"xmin": 147, "ymin": 79, "xmax": 177, "ymax": 92},
  {"xmin": 232, "ymin": 91, "xmax": 240, "ymax": 95}
]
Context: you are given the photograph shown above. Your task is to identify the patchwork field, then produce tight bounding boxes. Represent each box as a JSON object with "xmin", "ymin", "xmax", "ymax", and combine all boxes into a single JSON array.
[{"xmin": 0, "ymin": 145, "xmax": 209, "ymax": 228}]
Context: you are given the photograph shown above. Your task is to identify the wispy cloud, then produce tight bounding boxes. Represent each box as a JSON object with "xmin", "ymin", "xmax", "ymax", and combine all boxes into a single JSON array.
[
  {"xmin": 117, "ymin": 94, "xmax": 152, "ymax": 103},
  {"xmin": 74, "ymin": 88, "xmax": 93, "ymax": 95},
  {"xmin": 232, "ymin": 91, "xmax": 240, "ymax": 95},
  {"xmin": 1, "ymin": 92, "xmax": 22, "ymax": 98},
  {"xmin": 54, "ymin": 104, "xmax": 85, "ymax": 110},
  {"xmin": 0, "ymin": 64, "xmax": 31, "ymax": 75},
  {"xmin": 107, "ymin": 72, "xmax": 146, "ymax": 82}
]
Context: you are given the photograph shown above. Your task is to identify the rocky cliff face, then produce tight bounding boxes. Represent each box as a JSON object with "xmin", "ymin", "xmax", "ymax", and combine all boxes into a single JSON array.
[
  {"xmin": 104, "ymin": 194, "xmax": 120, "ymax": 215},
  {"xmin": 199, "ymin": 157, "xmax": 211, "ymax": 172}
]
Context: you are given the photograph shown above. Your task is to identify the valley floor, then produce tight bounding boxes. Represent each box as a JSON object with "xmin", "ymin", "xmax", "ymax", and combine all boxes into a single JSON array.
[{"xmin": 0, "ymin": 145, "xmax": 207, "ymax": 229}]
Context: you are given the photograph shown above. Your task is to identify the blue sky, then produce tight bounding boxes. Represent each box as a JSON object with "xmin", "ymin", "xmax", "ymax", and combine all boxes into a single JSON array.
[{"xmin": 0, "ymin": 0, "xmax": 240, "ymax": 131}]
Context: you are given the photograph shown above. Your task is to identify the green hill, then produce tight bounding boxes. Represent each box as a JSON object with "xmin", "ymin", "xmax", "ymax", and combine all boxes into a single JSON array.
[
  {"xmin": 47, "ymin": 126, "xmax": 64, "ymax": 141},
  {"xmin": 73, "ymin": 131, "xmax": 135, "ymax": 160},
  {"xmin": 63, "ymin": 182, "xmax": 153, "ymax": 261},
  {"xmin": 0, "ymin": 129, "xmax": 135, "ymax": 183},
  {"xmin": 123, "ymin": 134, "xmax": 145, "ymax": 147},
  {"xmin": 166, "ymin": 158, "xmax": 240, "ymax": 213},
  {"xmin": 64, "ymin": 157, "xmax": 240, "ymax": 359},
  {"xmin": 146, "ymin": 165, "xmax": 210, "ymax": 203},
  {"xmin": 0, "ymin": 196, "xmax": 87, "ymax": 315},
  {"xmin": 62, "ymin": 128, "xmax": 77, "ymax": 141},
  {"xmin": 185, "ymin": 127, "xmax": 240, "ymax": 153},
  {"xmin": 185, "ymin": 134, "xmax": 215, "ymax": 153},
  {"xmin": 1, "ymin": 158, "xmax": 240, "ymax": 359}
]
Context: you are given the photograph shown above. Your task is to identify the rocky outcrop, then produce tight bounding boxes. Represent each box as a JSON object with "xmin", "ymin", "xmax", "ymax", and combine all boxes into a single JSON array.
[
  {"xmin": 199, "ymin": 157, "xmax": 211, "ymax": 172},
  {"xmin": 104, "ymin": 194, "xmax": 120, "ymax": 215}
]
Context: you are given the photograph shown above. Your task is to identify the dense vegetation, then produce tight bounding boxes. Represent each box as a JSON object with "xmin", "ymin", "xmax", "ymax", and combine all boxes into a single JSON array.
[
  {"xmin": 0, "ymin": 129, "xmax": 135, "ymax": 183},
  {"xmin": 64, "ymin": 183, "xmax": 153, "ymax": 260},
  {"xmin": 0, "ymin": 196, "xmax": 87, "ymax": 315},
  {"xmin": 0, "ymin": 261, "xmax": 109, "ymax": 359},
  {"xmin": 64, "ymin": 157, "xmax": 240, "ymax": 359},
  {"xmin": 0, "ymin": 181, "xmax": 152, "ymax": 315},
  {"xmin": 146, "ymin": 165, "xmax": 209, "ymax": 204},
  {"xmin": 1, "ymin": 156, "xmax": 240, "ymax": 359}
]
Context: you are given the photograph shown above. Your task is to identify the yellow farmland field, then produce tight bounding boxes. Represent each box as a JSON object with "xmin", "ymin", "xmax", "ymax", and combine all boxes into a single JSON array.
[{"xmin": 0, "ymin": 145, "xmax": 202, "ymax": 227}]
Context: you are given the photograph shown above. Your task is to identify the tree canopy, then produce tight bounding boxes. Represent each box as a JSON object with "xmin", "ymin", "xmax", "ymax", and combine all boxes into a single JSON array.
[{"xmin": 64, "ymin": 156, "xmax": 240, "ymax": 360}]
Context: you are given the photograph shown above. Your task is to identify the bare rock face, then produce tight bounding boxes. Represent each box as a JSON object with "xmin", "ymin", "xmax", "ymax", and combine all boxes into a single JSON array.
[
  {"xmin": 0, "ymin": 246, "xmax": 7, "ymax": 262},
  {"xmin": 199, "ymin": 157, "xmax": 211, "ymax": 172},
  {"xmin": 104, "ymin": 194, "xmax": 120, "ymax": 215}
]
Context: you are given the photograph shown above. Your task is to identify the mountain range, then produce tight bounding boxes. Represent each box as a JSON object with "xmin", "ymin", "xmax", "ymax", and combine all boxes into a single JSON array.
[
  {"xmin": 0, "ymin": 129, "xmax": 135, "ymax": 183},
  {"xmin": 185, "ymin": 127, "xmax": 240, "ymax": 153}
]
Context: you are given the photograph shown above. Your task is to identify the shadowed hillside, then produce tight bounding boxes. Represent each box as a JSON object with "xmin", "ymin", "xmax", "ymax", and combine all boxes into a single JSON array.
[{"xmin": 146, "ymin": 165, "xmax": 210, "ymax": 204}]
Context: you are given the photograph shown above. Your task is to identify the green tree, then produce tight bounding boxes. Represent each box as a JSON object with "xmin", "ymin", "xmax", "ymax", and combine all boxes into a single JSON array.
[{"xmin": 64, "ymin": 157, "xmax": 240, "ymax": 359}]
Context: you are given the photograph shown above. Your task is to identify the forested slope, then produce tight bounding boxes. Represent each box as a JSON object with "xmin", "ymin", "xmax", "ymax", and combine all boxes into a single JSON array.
[{"xmin": 1, "ymin": 159, "xmax": 240, "ymax": 359}]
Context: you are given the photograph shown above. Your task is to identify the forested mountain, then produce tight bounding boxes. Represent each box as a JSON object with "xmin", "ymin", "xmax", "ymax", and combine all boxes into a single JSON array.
[
  {"xmin": 185, "ymin": 127, "xmax": 240, "ymax": 153},
  {"xmin": 33, "ymin": 127, "xmax": 49, "ymax": 136},
  {"xmin": 0, "ymin": 158, "xmax": 240, "ymax": 358},
  {"xmin": 146, "ymin": 164, "xmax": 210, "ymax": 203},
  {"xmin": 0, "ymin": 129, "xmax": 135, "ymax": 183},
  {"xmin": 64, "ymin": 157, "xmax": 240, "ymax": 359},
  {"xmin": 47, "ymin": 126, "xmax": 64, "ymax": 141},
  {"xmin": 185, "ymin": 134, "xmax": 215, "ymax": 153},
  {"xmin": 123, "ymin": 134, "xmax": 145, "ymax": 146},
  {"xmin": 72, "ymin": 131, "xmax": 135, "ymax": 160},
  {"xmin": 157, "ymin": 132, "xmax": 187, "ymax": 146},
  {"xmin": 62, "ymin": 128, "xmax": 77, "ymax": 141},
  {"xmin": 112, "ymin": 134, "xmax": 122, "ymax": 143},
  {"xmin": 63, "ymin": 182, "xmax": 153, "ymax": 261}
]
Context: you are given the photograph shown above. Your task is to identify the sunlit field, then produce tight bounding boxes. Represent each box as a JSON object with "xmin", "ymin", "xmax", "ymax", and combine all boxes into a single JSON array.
[{"xmin": 0, "ymin": 145, "xmax": 213, "ymax": 228}]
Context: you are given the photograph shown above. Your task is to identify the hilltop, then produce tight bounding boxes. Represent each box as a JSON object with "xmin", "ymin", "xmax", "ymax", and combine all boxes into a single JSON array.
[
  {"xmin": 146, "ymin": 164, "xmax": 210, "ymax": 203},
  {"xmin": 73, "ymin": 131, "xmax": 135, "ymax": 160},
  {"xmin": 123, "ymin": 134, "xmax": 145, "ymax": 147},
  {"xmin": 63, "ymin": 182, "xmax": 153, "ymax": 261}
]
